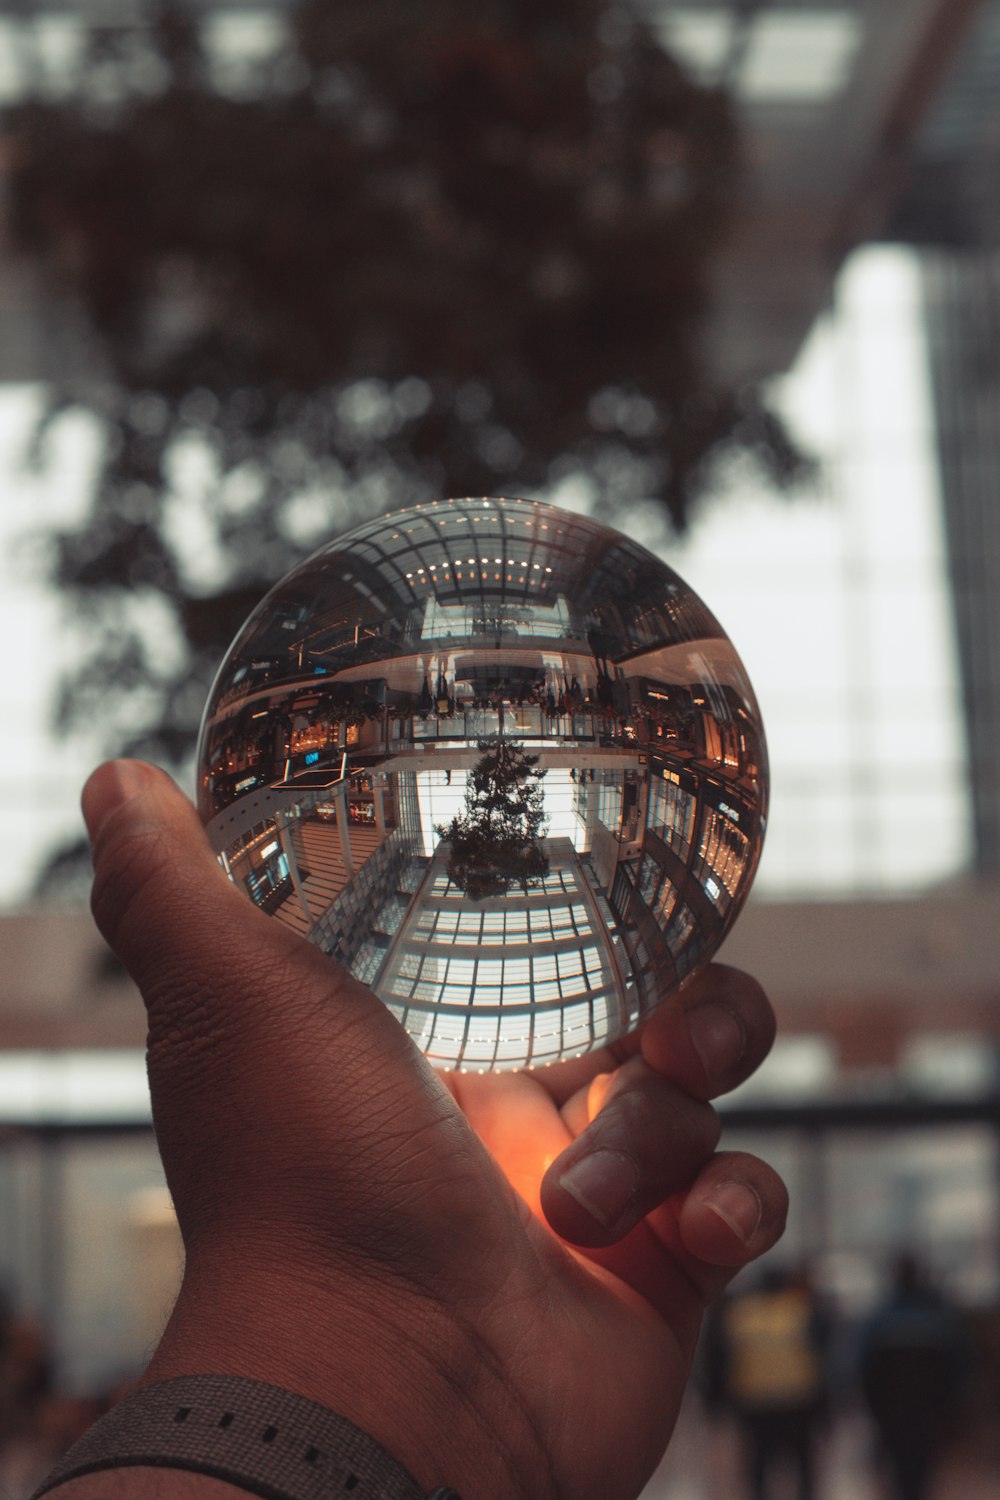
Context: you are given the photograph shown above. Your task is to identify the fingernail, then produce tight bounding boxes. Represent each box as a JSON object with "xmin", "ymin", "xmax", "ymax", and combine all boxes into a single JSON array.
[
  {"xmin": 558, "ymin": 1149, "xmax": 638, "ymax": 1231},
  {"xmin": 81, "ymin": 761, "xmax": 156, "ymax": 842},
  {"xmin": 703, "ymin": 1181, "xmax": 762, "ymax": 1245},
  {"xmin": 688, "ymin": 1003, "xmax": 746, "ymax": 1089}
]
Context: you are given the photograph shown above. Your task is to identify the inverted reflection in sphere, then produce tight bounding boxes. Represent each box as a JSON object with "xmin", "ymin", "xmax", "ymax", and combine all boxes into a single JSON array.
[{"xmin": 196, "ymin": 497, "xmax": 767, "ymax": 1072}]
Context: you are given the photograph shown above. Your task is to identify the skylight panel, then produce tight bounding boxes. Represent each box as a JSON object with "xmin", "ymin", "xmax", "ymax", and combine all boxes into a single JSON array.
[
  {"xmin": 653, "ymin": 5, "xmax": 735, "ymax": 84},
  {"xmin": 739, "ymin": 10, "xmax": 861, "ymax": 103}
]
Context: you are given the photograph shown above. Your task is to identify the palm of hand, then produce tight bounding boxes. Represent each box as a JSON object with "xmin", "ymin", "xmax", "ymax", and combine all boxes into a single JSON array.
[{"xmin": 436, "ymin": 1063, "xmax": 702, "ymax": 1500}]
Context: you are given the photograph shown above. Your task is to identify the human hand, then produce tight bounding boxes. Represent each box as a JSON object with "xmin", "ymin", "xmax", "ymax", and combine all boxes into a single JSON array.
[{"xmin": 82, "ymin": 760, "xmax": 786, "ymax": 1500}]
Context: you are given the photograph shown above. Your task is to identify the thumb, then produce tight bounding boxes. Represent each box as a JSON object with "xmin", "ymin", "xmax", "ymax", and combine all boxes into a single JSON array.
[
  {"xmin": 84, "ymin": 758, "xmax": 254, "ymax": 975},
  {"xmin": 81, "ymin": 758, "xmax": 399, "ymax": 1067},
  {"xmin": 81, "ymin": 760, "xmax": 440, "ymax": 1246},
  {"xmin": 81, "ymin": 762, "xmax": 413, "ymax": 1128}
]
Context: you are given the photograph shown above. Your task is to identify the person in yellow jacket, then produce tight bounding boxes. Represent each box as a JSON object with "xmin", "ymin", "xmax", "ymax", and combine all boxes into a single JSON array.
[{"xmin": 706, "ymin": 1265, "xmax": 830, "ymax": 1500}]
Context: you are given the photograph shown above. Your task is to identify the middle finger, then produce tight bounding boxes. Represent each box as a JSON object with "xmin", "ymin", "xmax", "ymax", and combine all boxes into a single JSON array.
[{"xmin": 540, "ymin": 1057, "xmax": 721, "ymax": 1247}]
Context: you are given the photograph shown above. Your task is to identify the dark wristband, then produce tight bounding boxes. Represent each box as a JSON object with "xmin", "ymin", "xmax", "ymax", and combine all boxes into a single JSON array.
[{"xmin": 32, "ymin": 1375, "xmax": 462, "ymax": 1500}]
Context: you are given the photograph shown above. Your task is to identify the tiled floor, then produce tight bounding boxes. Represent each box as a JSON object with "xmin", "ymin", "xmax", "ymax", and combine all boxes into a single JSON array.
[{"xmin": 639, "ymin": 1400, "xmax": 1000, "ymax": 1499}]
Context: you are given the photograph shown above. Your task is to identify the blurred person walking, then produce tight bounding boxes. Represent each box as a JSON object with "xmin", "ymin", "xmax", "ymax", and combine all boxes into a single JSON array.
[
  {"xmin": 704, "ymin": 1264, "xmax": 831, "ymax": 1500},
  {"xmin": 859, "ymin": 1254, "xmax": 966, "ymax": 1500},
  {"xmin": 0, "ymin": 1287, "xmax": 54, "ymax": 1498},
  {"xmin": 0, "ymin": 1289, "xmax": 50, "ymax": 1444}
]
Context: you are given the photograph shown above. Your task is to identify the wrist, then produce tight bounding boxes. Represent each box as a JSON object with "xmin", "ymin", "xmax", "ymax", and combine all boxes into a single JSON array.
[
  {"xmin": 141, "ymin": 1246, "xmax": 552, "ymax": 1500},
  {"xmin": 33, "ymin": 1376, "xmax": 462, "ymax": 1500}
]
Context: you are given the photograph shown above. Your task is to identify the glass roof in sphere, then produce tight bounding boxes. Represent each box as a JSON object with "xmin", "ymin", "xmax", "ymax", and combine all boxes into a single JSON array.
[{"xmin": 196, "ymin": 496, "xmax": 768, "ymax": 1072}]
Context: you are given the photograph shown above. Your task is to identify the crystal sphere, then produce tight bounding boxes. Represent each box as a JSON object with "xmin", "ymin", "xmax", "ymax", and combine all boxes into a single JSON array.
[{"xmin": 196, "ymin": 497, "xmax": 767, "ymax": 1072}]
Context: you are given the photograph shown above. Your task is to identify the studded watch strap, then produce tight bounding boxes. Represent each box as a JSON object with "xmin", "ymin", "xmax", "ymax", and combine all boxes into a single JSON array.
[{"xmin": 32, "ymin": 1375, "xmax": 462, "ymax": 1500}]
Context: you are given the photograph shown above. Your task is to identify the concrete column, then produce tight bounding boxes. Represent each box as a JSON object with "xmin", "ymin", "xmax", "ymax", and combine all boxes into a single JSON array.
[
  {"xmin": 276, "ymin": 812, "xmax": 312, "ymax": 924},
  {"xmin": 373, "ymin": 783, "xmax": 387, "ymax": 836},
  {"xmin": 336, "ymin": 789, "xmax": 355, "ymax": 874}
]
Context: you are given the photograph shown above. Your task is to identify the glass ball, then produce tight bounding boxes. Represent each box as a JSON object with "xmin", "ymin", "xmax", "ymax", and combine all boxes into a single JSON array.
[{"xmin": 196, "ymin": 496, "xmax": 767, "ymax": 1072}]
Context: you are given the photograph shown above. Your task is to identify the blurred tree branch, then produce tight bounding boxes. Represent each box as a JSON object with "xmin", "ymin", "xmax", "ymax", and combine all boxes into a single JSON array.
[{"xmin": 4, "ymin": 0, "xmax": 810, "ymax": 802}]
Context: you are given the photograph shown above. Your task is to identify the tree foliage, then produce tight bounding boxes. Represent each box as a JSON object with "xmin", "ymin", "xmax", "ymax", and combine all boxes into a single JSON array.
[
  {"xmin": 5, "ymin": 0, "xmax": 809, "ymax": 778},
  {"xmin": 437, "ymin": 736, "xmax": 549, "ymax": 901}
]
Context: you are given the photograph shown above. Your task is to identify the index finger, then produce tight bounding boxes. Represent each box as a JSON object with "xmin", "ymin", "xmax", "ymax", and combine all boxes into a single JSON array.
[
  {"xmin": 640, "ymin": 963, "xmax": 776, "ymax": 1101},
  {"xmin": 527, "ymin": 963, "xmax": 776, "ymax": 1111}
]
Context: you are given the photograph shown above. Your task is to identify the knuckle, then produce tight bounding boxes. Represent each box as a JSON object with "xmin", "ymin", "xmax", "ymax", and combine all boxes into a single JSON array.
[{"xmin": 606, "ymin": 1071, "xmax": 721, "ymax": 1176}]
